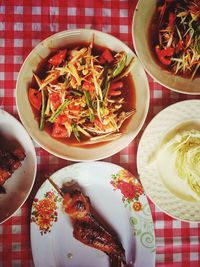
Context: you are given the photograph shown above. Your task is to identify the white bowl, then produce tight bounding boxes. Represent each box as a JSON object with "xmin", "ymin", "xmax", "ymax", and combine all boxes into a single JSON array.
[
  {"xmin": 132, "ymin": 0, "xmax": 200, "ymax": 95},
  {"xmin": 16, "ymin": 29, "xmax": 149, "ymax": 161}
]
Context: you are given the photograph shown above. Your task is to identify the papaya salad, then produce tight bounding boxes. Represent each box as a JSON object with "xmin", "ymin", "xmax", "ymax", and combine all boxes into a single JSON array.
[
  {"xmin": 28, "ymin": 40, "xmax": 135, "ymax": 145},
  {"xmin": 151, "ymin": 0, "xmax": 200, "ymax": 79}
]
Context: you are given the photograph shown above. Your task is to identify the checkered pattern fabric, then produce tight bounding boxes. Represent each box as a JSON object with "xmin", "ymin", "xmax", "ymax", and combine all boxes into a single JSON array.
[{"xmin": 0, "ymin": 1, "xmax": 200, "ymax": 267}]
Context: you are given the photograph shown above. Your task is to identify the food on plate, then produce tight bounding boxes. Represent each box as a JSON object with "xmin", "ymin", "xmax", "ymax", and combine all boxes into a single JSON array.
[
  {"xmin": 48, "ymin": 177, "xmax": 127, "ymax": 267},
  {"xmin": 151, "ymin": 128, "xmax": 200, "ymax": 200},
  {"xmin": 0, "ymin": 135, "xmax": 26, "ymax": 193},
  {"xmin": 164, "ymin": 129, "xmax": 200, "ymax": 198},
  {"xmin": 149, "ymin": 0, "xmax": 200, "ymax": 79},
  {"xmin": 28, "ymin": 39, "xmax": 135, "ymax": 145}
]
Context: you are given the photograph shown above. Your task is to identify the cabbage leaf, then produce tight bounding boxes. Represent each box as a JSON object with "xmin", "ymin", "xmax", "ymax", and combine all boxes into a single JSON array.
[{"xmin": 167, "ymin": 129, "xmax": 200, "ymax": 197}]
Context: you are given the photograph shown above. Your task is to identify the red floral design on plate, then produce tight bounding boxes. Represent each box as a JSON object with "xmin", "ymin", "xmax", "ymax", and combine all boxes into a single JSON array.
[
  {"xmin": 110, "ymin": 169, "xmax": 144, "ymax": 211},
  {"xmin": 31, "ymin": 191, "xmax": 61, "ymax": 235}
]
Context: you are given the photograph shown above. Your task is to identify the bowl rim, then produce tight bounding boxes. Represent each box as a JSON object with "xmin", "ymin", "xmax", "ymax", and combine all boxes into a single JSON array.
[
  {"xmin": 0, "ymin": 109, "xmax": 37, "ymax": 224},
  {"xmin": 16, "ymin": 28, "xmax": 150, "ymax": 161},
  {"xmin": 132, "ymin": 0, "xmax": 200, "ymax": 96}
]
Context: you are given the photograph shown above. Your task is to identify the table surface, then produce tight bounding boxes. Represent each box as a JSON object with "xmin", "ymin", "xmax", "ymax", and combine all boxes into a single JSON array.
[{"xmin": 0, "ymin": 1, "xmax": 200, "ymax": 267}]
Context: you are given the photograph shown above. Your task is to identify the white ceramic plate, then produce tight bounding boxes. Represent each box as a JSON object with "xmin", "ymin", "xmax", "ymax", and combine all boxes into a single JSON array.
[
  {"xmin": 137, "ymin": 100, "xmax": 200, "ymax": 222},
  {"xmin": 0, "ymin": 109, "xmax": 36, "ymax": 223},
  {"xmin": 16, "ymin": 29, "xmax": 149, "ymax": 161},
  {"xmin": 30, "ymin": 162, "xmax": 155, "ymax": 267}
]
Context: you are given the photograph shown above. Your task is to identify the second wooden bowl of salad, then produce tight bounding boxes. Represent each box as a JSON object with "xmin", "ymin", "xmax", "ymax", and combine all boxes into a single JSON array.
[
  {"xmin": 133, "ymin": 0, "xmax": 200, "ymax": 95},
  {"xmin": 16, "ymin": 29, "xmax": 149, "ymax": 161}
]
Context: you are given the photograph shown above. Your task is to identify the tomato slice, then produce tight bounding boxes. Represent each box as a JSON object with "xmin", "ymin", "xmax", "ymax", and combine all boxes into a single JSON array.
[
  {"xmin": 51, "ymin": 123, "xmax": 69, "ymax": 138},
  {"xmin": 28, "ymin": 88, "xmax": 42, "ymax": 110},
  {"xmin": 68, "ymin": 104, "xmax": 81, "ymax": 111},
  {"xmin": 49, "ymin": 92, "xmax": 61, "ymax": 110},
  {"xmin": 48, "ymin": 49, "xmax": 67, "ymax": 66},
  {"xmin": 101, "ymin": 49, "xmax": 114, "ymax": 64},
  {"xmin": 155, "ymin": 46, "xmax": 172, "ymax": 66},
  {"xmin": 55, "ymin": 114, "xmax": 68, "ymax": 124},
  {"xmin": 82, "ymin": 81, "xmax": 95, "ymax": 91}
]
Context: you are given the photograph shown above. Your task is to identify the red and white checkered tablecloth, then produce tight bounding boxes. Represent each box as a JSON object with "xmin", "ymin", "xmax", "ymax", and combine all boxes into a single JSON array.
[{"xmin": 0, "ymin": 1, "xmax": 200, "ymax": 267}]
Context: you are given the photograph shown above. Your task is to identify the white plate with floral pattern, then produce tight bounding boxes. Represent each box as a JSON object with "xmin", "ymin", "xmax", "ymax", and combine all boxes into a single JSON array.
[{"xmin": 30, "ymin": 162, "xmax": 155, "ymax": 267}]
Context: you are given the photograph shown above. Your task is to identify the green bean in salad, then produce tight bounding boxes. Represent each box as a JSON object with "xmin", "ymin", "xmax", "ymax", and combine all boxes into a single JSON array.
[
  {"xmin": 28, "ymin": 39, "xmax": 135, "ymax": 144},
  {"xmin": 39, "ymin": 89, "xmax": 46, "ymax": 130},
  {"xmin": 49, "ymin": 99, "xmax": 70, "ymax": 123},
  {"xmin": 113, "ymin": 54, "xmax": 127, "ymax": 77}
]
